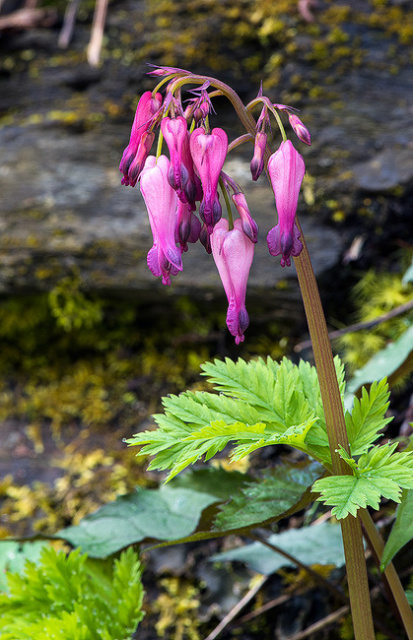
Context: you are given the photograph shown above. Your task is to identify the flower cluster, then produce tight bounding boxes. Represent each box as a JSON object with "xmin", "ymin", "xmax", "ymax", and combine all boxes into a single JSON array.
[{"xmin": 119, "ymin": 67, "xmax": 310, "ymax": 344}]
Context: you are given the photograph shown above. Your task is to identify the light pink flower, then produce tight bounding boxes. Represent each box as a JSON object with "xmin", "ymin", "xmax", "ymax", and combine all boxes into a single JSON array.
[
  {"xmin": 211, "ymin": 219, "xmax": 254, "ymax": 344},
  {"xmin": 140, "ymin": 155, "xmax": 182, "ymax": 285},
  {"xmin": 266, "ymin": 140, "xmax": 305, "ymax": 267},
  {"xmin": 189, "ymin": 127, "xmax": 228, "ymax": 233},
  {"xmin": 120, "ymin": 91, "xmax": 162, "ymax": 186}
]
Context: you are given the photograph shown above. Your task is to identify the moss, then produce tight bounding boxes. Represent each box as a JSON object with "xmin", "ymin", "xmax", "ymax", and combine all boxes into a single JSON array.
[
  {"xmin": 153, "ymin": 577, "xmax": 201, "ymax": 640},
  {"xmin": 337, "ymin": 262, "xmax": 413, "ymax": 373}
]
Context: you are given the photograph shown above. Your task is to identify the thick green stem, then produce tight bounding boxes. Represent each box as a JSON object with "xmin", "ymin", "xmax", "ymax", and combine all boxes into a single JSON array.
[{"xmin": 294, "ymin": 225, "xmax": 376, "ymax": 640}]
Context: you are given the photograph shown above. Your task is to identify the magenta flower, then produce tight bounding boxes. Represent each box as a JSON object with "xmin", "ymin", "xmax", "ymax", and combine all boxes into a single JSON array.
[
  {"xmin": 140, "ymin": 155, "xmax": 183, "ymax": 285},
  {"xmin": 250, "ymin": 131, "xmax": 268, "ymax": 181},
  {"xmin": 120, "ymin": 91, "xmax": 162, "ymax": 186},
  {"xmin": 189, "ymin": 127, "xmax": 228, "ymax": 233},
  {"xmin": 126, "ymin": 131, "xmax": 155, "ymax": 187},
  {"xmin": 175, "ymin": 200, "xmax": 201, "ymax": 252},
  {"xmin": 161, "ymin": 116, "xmax": 198, "ymax": 208},
  {"xmin": 288, "ymin": 114, "xmax": 311, "ymax": 146},
  {"xmin": 211, "ymin": 219, "xmax": 254, "ymax": 344},
  {"xmin": 266, "ymin": 140, "xmax": 305, "ymax": 267},
  {"xmin": 232, "ymin": 192, "xmax": 258, "ymax": 243}
]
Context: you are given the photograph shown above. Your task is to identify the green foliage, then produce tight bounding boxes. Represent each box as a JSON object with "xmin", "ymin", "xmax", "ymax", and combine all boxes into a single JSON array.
[
  {"xmin": 345, "ymin": 378, "xmax": 392, "ymax": 455},
  {"xmin": 0, "ymin": 545, "xmax": 144, "ymax": 639},
  {"xmin": 127, "ymin": 356, "xmax": 339, "ymax": 480},
  {"xmin": 213, "ymin": 460, "xmax": 323, "ymax": 532},
  {"xmin": 129, "ymin": 356, "xmax": 413, "ymax": 523},
  {"xmin": 55, "ymin": 463, "xmax": 323, "ymax": 552},
  {"xmin": 212, "ymin": 522, "xmax": 346, "ymax": 575},
  {"xmin": 313, "ymin": 443, "xmax": 413, "ymax": 519},
  {"xmin": 381, "ymin": 489, "xmax": 413, "ymax": 570},
  {"xmin": 58, "ymin": 486, "xmax": 219, "ymax": 557},
  {"xmin": 0, "ymin": 541, "xmax": 48, "ymax": 592}
]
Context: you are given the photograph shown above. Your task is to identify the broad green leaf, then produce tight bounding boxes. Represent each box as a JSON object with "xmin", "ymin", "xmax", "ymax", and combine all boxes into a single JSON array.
[
  {"xmin": 345, "ymin": 379, "xmax": 392, "ymax": 455},
  {"xmin": 381, "ymin": 489, "xmax": 413, "ymax": 570},
  {"xmin": 57, "ymin": 486, "xmax": 218, "ymax": 557},
  {"xmin": 214, "ymin": 461, "xmax": 323, "ymax": 531},
  {"xmin": 170, "ymin": 467, "xmax": 253, "ymax": 500},
  {"xmin": 212, "ymin": 522, "xmax": 345, "ymax": 574},
  {"xmin": 406, "ymin": 590, "xmax": 413, "ymax": 606},
  {"xmin": 347, "ymin": 324, "xmax": 413, "ymax": 394}
]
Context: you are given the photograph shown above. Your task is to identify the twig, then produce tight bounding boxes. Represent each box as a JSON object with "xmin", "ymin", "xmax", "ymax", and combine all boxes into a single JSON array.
[
  {"xmin": 58, "ymin": 0, "xmax": 81, "ymax": 49},
  {"xmin": 87, "ymin": 0, "xmax": 108, "ymax": 67},
  {"xmin": 294, "ymin": 298, "xmax": 413, "ymax": 352},
  {"xmin": 285, "ymin": 604, "xmax": 350, "ymax": 640},
  {"xmin": 249, "ymin": 531, "xmax": 347, "ymax": 603},
  {"xmin": 203, "ymin": 575, "xmax": 268, "ymax": 640},
  {"xmin": 234, "ymin": 593, "xmax": 290, "ymax": 625}
]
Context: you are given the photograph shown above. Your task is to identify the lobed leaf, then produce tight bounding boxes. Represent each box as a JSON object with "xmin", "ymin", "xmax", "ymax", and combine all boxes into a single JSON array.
[
  {"xmin": 127, "ymin": 356, "xmax": 348, "ymax": 479},
  {"xmin": 313, "ymin": 442, "xmax": 413, "ymax": 519},
  {"xmin": 345, "ymin": 378, "xmax": 392, "ymax": 455}
]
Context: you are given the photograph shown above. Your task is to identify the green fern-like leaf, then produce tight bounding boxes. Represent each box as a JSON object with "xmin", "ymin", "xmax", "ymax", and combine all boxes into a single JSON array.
[
  {"xmin": 201, "ymin": 357, "xmax": 280, "ymax": 410},
  {"xmin": 346, "ymin": 378, "xmax": 392, "ymax": 455},
  {"xmin": 127, "ymin": 357, "xmax": 334, "ymax": 479},
  {"xmin": 313, "ymin": 442, "xmax": 413, "ymax": 519},
  {"xmin": 0, "ymin": 546, "xmax": 144, "ymax": 640}
]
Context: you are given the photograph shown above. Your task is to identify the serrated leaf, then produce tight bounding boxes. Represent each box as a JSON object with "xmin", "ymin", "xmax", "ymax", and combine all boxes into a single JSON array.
[
  {"xmin": 211, "ymin": 522, "xmax": 345, "ymax": 574},
  {"xmin": 347, "ymin": 324, "xmax": 413, "ymax": 394},
  {"xmin": 127, "ymin": 356, "xmax": 346, "ymax": 480},
  {"xmin": 381, "ymin": 489, "xmax": 413, "ymax": 570},
  {"xmin": 346, "ymin": 379, "xmax": 392, "ymax": 455},
  {"xmin": 313, "ymin": 476, "xmax": 378, "ymax": 518},
  {"xmin": 313, "ymin": 444, "xmax": 413, "ymax": 519},
  {"xmin": 56, "ymin": 486, "xmax": 218, "ymax": 557},
  {"xmin": 214, "ymin": 461, "xmax": 323, "ymax": 531},
  {"xmin": 201, "ymin": 357, "xmax": 280, "ymax": 410},
  {"xmin": 230, "ymin": 420, "xmax": 317, "ymax": 461}
]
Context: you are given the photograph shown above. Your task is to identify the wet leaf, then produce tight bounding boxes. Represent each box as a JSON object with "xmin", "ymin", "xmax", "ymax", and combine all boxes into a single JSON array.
[
  {"xmin": 213, "ymin": 460, "xmax": 323, "ymax": 531},
  {"xmin": 57, "ymin": 486, "xmax": 218, "ymax": 557},
  {"xmin": 211, "ymin": 522, "xmax": 345, "ymax": 575}
]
